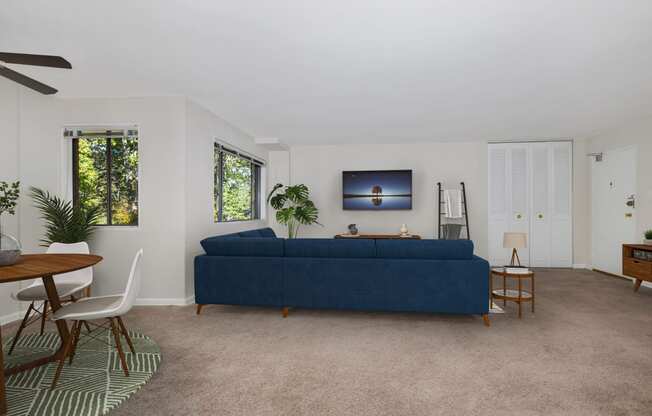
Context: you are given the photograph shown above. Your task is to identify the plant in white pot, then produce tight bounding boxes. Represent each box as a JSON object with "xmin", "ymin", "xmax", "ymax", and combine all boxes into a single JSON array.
[
  {"xmin": 30, "ymin": 187, "xmax": 102, "ymax": 245},
  {"xmin": 267, "ymin": 183, "xmax": 321, "ymax": 238},
  {"xmin": 645, "ymin": 229, "xmax": 652, "ymax": 245},
  {"xmin": 0, "ymin": 181, "xmax": 21, "ymax": 266}
]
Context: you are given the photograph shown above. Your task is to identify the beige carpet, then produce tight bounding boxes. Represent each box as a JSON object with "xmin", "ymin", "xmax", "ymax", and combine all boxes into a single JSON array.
[{"xmin": 5, "ymin": 268, "xmax": 652, "ymax": 415}]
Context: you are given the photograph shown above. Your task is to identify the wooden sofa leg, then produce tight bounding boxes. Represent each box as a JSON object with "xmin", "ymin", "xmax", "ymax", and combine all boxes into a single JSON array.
[
  {"xmin": 482, "ymin": 314, "xmax": 490, "ymax": 327},
  {"xmin": 196, "ymin": 304, "xmax": 204, "ymax": 315},
  {"xmin": 282, "ymin": 307, "xmax": 289, "ymax": 318}
]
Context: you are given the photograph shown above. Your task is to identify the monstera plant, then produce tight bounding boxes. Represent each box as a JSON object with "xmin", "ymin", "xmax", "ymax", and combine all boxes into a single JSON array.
[{"xmin": 267, "ymin": 183, "xmax": 320, "ymax": 238}]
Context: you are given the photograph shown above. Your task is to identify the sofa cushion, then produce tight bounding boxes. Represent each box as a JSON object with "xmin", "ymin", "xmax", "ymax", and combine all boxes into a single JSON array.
[
  {"xmin": 201, "ymin": 237, "xmax": 284, "ymax": 257},
  {"xmin": 284, "ymin": 238, "xmax": 376, "ymax": 258},
  {"xmin": 257, "ymin": 227, "xmax": 277, "ymax": 238},
  {"xmin": 376, "ymin": 239, "xmax": 474, "ymax": 260},
  {"xmin": 238, "ymin": 229, "xmax": 263, "ymax": 238}
]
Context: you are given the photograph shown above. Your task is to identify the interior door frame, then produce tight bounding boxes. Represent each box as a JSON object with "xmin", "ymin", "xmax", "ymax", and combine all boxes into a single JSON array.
[{"xmin": 590, "ymin": 144, "xmax": 637, "ymax": 275}]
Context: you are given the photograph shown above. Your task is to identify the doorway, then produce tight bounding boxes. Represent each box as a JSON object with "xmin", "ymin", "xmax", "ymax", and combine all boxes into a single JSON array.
[{"xmin": 591, "ymin": 146, "xmax": 637, "ymax": 275}]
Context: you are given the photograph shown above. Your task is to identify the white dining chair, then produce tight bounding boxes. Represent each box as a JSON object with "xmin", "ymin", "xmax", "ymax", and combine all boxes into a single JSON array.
[
  {"xmin": 50, "ymin": 249, "xmax": 143, "ymax": 389},
  {"xmin": 9, "ymin": 242, "xmax": 93, "ymax": 354}
]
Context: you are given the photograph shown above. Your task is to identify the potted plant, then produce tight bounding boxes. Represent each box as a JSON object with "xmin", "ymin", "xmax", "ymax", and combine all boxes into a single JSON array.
[
  {"xmin": 267, "ymin": 183, "xmax": 321, "ymax": 238},
  {"xmin": 645, "ymin": 229, "xmax": 652, "ymax": 245},
  {"xmin": 0, "ymin": 181, "xmax": 21, "ymax": 266},
  {"xmin": 30, "ymin": 187, "xmax": 102, "ymax": 245}
]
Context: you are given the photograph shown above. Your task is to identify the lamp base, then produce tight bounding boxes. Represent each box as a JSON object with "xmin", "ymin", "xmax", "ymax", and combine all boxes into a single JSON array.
[{"xmin": 509, "ymin": 248, "xmax": 521, "ymax": 267}]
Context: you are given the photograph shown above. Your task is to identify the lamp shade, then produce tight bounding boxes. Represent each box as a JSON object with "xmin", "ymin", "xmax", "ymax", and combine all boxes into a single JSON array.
[{"xmin": 503, "ymin": 232, "xmax": 527, "ymax": 249}]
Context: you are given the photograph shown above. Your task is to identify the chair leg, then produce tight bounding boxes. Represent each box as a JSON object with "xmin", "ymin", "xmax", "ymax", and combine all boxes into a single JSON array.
[
  {"xmin": 40, "ymin": 300, "xmax": 49, "ymax": 335},
  {"xmin": 84, "ymin": 286, "xmax": 91, "ymax": 298},
  {"xmin": 51, "ymin": 320, "xmax": 77, "ymax": 390},
  {"xmin": 68, "ymin": 321, "xmax": 83, "ymax": 365},
  {"xmin": 116, "ymin": 316, "xmax": 135, "ymax": 354},
  {"xmin": 8, "ymin": 302, "xmax": 34, "ymax": 355},
  {"xmin": 82, "ymin": 320, "xmax": 92, "ymax": 333},
  {"xmin": 109, "ymin": 318, "xmax": 130, "ymax": 377}
]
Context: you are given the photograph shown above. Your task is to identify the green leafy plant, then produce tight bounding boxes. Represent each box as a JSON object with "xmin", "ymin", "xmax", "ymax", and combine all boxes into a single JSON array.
[
  {"xmin": 30, "ymin": 187, "xmax": 102, "ymax": 246},
  {"xmin": 0, "ymin": 181, "xmax": 20, "ymax": 249},
  {"xmin": 267, "ymin": 183, "xmax": 321, "ymax": 238},
  {"xmin": 645, "ymin": 229, "xmax": 652, "ymax": 240}
]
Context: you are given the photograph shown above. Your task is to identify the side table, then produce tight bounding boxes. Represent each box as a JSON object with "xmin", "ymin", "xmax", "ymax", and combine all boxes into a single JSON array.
[{"xmin": 490, "ymin": 267, "xmax": 535, "ymax": 318}]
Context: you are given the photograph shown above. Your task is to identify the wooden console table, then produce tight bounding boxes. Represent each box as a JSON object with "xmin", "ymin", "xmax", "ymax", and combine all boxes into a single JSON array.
[
  {"xmin": 334, "ymin": 233, "xmax": 421, "ymax": 240},
  {"xmin": 623, "ymin": 244, "xmax": 652, "ymax": 292}
]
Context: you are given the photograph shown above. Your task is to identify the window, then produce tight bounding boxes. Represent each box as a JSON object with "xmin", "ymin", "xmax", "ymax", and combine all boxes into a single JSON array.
[
  {"xmin": 214, "ymin": 142, "xmax": 263, "ymax": 222},
  {"xmin": 67, "ymin": 128, "xmax": 139, "ymax": 226}
]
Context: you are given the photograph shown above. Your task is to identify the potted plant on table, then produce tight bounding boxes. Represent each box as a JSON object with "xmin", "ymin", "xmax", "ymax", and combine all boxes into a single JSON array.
[
  {"xmin": 267, "ymin": 183, "xmax": 321, "ymax": 238},
  {"xmin": 645, "ymin": 229, "xmax": 652, "ymax": 245},
  {"xmin": 0, "ymin": 181, "xmax": 21, "ymax": 266}
]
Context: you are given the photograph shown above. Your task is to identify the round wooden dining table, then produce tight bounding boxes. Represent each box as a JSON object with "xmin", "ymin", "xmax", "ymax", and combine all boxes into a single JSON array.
[{"xmin": 0, "ymin": 253, "xmax": 102, "ymax": 415}]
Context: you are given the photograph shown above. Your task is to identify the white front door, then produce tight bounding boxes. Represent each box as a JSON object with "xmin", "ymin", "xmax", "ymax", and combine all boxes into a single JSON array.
[{"xmin": 591, "ymin": 146, "xmax": 637, "ymax": 275}]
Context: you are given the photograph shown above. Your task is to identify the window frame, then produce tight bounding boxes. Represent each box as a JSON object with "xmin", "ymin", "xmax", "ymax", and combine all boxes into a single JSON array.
[
  {"xmin": 213, "ymin": 141, "xmax": 264, "ymax": 223},
  {"xmin": 67, "ymin": 127, "xmax": 140, "ymax": 228}
]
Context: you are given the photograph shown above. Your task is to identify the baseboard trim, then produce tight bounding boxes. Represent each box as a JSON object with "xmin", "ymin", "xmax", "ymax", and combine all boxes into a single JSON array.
[
  {"xmin": 572, "ymin": 264, "xmax": 589, "ymax": 269},
  {"xmin": 135, "ymin": 296, "xmax": 196, "ymax": 306},
  {"xmin": 593, "ymin": 268, "xmax": 652, "ymax": 288},
  {"xmin": 0, "ymin": 311, "xmax": 22, "ymax": 326}
]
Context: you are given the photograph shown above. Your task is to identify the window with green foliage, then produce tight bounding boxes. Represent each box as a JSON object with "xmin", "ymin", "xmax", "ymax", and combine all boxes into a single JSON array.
[
  {"xmin": 68, "ymin": 128, "xmax": 139, "ymax": 226},
  {"xmin": 214, "ymin": 143, "xmax": 262, "ymax": 222}
]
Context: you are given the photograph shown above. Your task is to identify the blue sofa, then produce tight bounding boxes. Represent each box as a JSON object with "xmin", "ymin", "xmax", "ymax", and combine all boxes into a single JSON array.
[{"xmin": 194, "ymin": 227, "xmax": 490, "ymax": 324}]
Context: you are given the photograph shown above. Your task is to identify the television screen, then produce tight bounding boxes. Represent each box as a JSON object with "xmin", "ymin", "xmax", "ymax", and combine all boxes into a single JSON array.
[{"xmin": 342, "ymin": 170, "xmax": 412, "ymax": 210}]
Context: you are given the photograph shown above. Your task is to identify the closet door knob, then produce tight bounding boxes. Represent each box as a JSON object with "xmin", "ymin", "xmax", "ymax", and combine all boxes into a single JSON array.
[{"xmin": 537, "ymin": 213, "xmax": 544, "ymax": 219}]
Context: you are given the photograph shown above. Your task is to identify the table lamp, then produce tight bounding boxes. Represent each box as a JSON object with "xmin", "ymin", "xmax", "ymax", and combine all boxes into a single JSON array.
[{"xmin": 503, "ymin": 232, "xmax": 527, "ymax": 267}]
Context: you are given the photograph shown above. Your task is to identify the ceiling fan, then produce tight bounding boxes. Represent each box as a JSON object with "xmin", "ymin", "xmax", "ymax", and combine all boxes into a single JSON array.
[{"xmin": 0, "ymin": 52, "xmax": 71, "ymax": 95}]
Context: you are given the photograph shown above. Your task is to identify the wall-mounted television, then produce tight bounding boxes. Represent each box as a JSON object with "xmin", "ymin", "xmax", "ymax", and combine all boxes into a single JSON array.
[{"xmin": 342, "ymin": 170, "xmax": 412, "ymax": 210}]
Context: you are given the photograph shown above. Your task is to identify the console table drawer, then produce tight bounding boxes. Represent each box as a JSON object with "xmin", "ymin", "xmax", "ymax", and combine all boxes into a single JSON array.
[{"xmin": 623, "ymin": 258, "xmax": 652, "ymax": 279}]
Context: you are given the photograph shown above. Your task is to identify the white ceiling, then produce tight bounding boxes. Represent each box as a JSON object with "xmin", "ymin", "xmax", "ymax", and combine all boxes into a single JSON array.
[{"xmin": 2, "ymin": 0, "xmax": 652, "ymax": 145}]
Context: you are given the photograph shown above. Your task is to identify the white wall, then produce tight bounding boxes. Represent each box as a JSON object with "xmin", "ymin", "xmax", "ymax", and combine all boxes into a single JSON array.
[
  {"xmin": 277, "ymin": 142, "xmax": 490, "ymax": 256},
  {"xmin": 585, "ymin": 115, "xmax": 652, "ymax": 260},
  {"xmin": 0, "ymin": 79, "xmax": 22, "ymax": 323},
  {"xmin": 270, "ymin": 140, "xmax": 591, "ymax": 265},
  {"xmin": 572, "ymin": 139, "xmax": 591, "ymax": 267},
  {"xmin": 266, "ymin": 150, "xmax": 291, "ymax": 233},
  {"xmin": 184, "ymin": 100, "xmax": 269, "ymax": 300},
  {"xmin": 0, "ymin": 84, "xmax": 267, "ymax": 322},
  {"xmin": 62, "ymin": 97, "xmax": 188, "ymax": 303}
]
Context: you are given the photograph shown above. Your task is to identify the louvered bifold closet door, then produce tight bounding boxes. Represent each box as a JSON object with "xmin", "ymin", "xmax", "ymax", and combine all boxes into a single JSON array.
[
  {"xmin": 509, "ymin": 145, "xmax": 530, "ymax": 266},
  {"xmin": 529, "ymin": 142, "xmax": 573, "ymax": 267},
  {"xmin": 529, "ymin": 143, "xmax": 552, "ymax": 267},
  {"xmin": 488, "ymin": 144, "xmax": 509, "ymax": 266},
  {"xmin": 550, "ymin": 142, "xmax": 573, "ymax": 267},
  {"xmin": 489, "ymin": 142, "xmax": 572, "ymax": 268}
]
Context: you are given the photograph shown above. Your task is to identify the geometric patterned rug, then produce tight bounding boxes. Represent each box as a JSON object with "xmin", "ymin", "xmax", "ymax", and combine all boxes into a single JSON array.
[{"xmin": 3, "ymin": 329, "xmax": 161, "ymax": 416}]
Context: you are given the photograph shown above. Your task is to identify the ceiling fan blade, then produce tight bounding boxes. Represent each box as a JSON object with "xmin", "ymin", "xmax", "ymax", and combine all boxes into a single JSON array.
[
  {"xmin": 0, "ymin": 52, "xmax": 71, "ymax": 69},
  {"xmin": 0, "ymin": 65, "xmax": 58, "ymax": 95}
]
